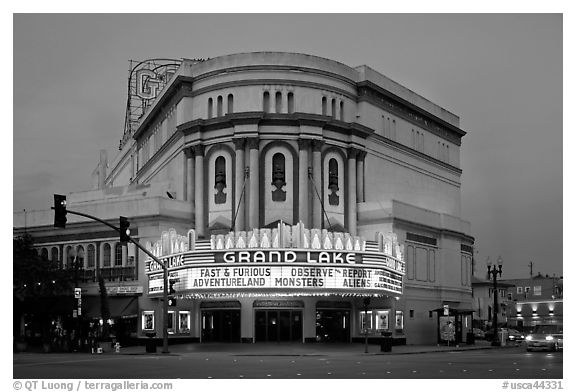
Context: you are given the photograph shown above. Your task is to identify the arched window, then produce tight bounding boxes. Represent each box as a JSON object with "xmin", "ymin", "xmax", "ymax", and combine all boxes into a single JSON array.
[
  {"xmin": 115, "ymin": 243, "xmax": 123, "ymax": 266},
  {"xmin": 103, "ymin": 243, "xmax": 111, "ymax": 268},
  {"xmin": 331, "ymin": 99, "xmax": 336, "ymax": 119},
  {"xmin": 51, "ymin": 247, "xmax": 59, "ymax": 264},
  {"xmin": 207, "ymin": 98, "xmax": 213, "ymax": 119},
  {"xmin": 271, "ymin": 153, "xmax": 286, "ymax": 202},
  {"xmin": 87, "ymin": 244, "xmax": 95, "ymax": 269},
  {"xmin": 322, "ymin": 96, "xmax": 327, "ymax": 116},
  {"xmin": 217, "ymin": 96, "xmax": 223, "ymax": 117},
  {"xmin": 339, "ymin": 101, "xmax": 344, "ymax": 121},
  {"xmin": 66, "ymin": 245, "xmax": 74, "ymax": 268},
  {"xmin": 328, "ymin": 158, "xmax": 340, "ymax": 206},
  {"xmin": 287, "ymin": 92, "xmax": 294, "ymax": 114},
  {"xmin": 263, "ymin": 91, "xmax": 270, "ymax": 113},
  {"xmin": 275, "ymin": 91, "xmax": 282, "ymax": 113},
  {"xmin": 227, "ymin": 94, "xmax": 234, "ymax": 114},
  {"xmin": 76, "ymin": 245, "xmax": 85, "ymax": 268},
  {"xmin": 214, "ymin": 156, "xmax": 227, "ymax": 204},
  {"xmin": 41, "ymin": 248, "xmax": 48, "ymax": 260}
]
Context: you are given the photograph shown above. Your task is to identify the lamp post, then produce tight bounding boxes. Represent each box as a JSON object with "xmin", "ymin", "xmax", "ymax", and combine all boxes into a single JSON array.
[
  {"xmin": 487, "ymin": 256, "xmax": 503, "ymax": 346},
  {"xmin": 363, "ymin": 297, "xmax": 371, "ymax": 353}
]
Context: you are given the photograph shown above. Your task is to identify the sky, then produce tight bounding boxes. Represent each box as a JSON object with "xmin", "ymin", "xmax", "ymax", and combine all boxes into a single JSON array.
[{"xmin": 12, "ymin": 13, "xmax": 564, "ymax": 280}]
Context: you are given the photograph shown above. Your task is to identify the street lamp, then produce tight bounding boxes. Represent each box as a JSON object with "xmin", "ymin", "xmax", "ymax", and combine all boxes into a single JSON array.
[
  {"xmin": 363, "ymin": 297, "xmax": 371, "ymax": 353},
  {"xmin": 487, "ymin": 256, "xmax": 503, "ymax": 346}
]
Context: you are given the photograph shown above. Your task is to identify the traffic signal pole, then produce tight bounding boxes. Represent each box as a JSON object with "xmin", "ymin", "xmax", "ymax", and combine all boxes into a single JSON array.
[{"xmin": 52, "ymin": 207, "xmax": 171, "ymax": 354}]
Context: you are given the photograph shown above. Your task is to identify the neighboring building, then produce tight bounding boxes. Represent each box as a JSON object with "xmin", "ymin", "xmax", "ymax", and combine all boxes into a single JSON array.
[
  {"xmin": 501, "ymin": 273, "xmax": 563, "ymax": 302},
  {"xmin": 471, "ymin": 276, "xmax": 514, "ymax": 329},
  {"xmin": 502, "ymin": 274, "xmax": 563, "ymax": 330},
  {"xmin": 13, "ymin": 52, "xmax": 474, "ymax": 345}
]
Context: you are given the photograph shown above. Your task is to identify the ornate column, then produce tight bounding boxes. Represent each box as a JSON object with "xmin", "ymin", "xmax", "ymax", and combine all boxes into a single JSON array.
[
  {"xmin": 233, "ymin": 138, "xmax": 246, "ymax": 231},
  {"xmin": 193, "ymin": 144, "xmax": 205, "ymax": 238},
  {"xmin": 356, "ymin": 150, "xmax": 367, "ymax": 203},
  {"xmin": 184, "ymin": 148, "xmax": 195, "ymax": 203},
  {"xmin": 247, "ymin": 138, "xmax": 260, "ymax": 230},
  {"xmin": 347, "ymin": 147, "xmax": 359, "ymax": 236},
  {"xmin": 312, "ymin": 140, "xmax": 323, "ymax": 229},
  {"xmin": 298, "ymin": 139, "xmax": 311, "ymax": 227}
]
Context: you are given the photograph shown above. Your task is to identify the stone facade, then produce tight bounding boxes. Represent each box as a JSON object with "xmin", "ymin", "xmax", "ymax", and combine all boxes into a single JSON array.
[{"xmin": 14, "ymin": 52, "xmax": 474, "ymax": 345}]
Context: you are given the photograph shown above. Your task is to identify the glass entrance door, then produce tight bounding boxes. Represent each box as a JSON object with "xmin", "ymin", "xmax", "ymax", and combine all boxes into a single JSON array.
[
  {"xmin": 254, "ymin": 310, "xmax": 302, "ymax": 342},
  {"xmin": 201, "ymin": 309, "xmax": 241, "ymax": 342},
  {"xmin": 316, "ymin": 310, "xmax": 350, "ymax": 342}
]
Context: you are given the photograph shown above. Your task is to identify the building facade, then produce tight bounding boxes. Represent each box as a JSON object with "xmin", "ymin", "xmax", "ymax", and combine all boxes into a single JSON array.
[
  {"xmin": 501, "ymin": 274, "xmax": 563, "ymax": 330},
  {"xmin": 13, "ymin": 52, "xmax": 474, "ymax": 345}
]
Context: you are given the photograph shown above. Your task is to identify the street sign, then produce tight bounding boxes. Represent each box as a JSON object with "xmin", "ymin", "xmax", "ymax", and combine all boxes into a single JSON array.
[
  {"xmin": 443, "ymin": 305, "xmax": 449, "ymax": 316},
  {"xmin": 74, "ymin": 288, "xmax": 82, "ymax": 299}
]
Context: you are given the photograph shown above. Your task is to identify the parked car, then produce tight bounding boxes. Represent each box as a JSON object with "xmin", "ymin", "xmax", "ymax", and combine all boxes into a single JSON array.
[
  {"xmin": 473, "ymin": 328, "xmax": 485, "ymax": 339},
  {"xmin": 526, "ymin": 324, "xmax": 563, "ymax": 352},
  {"xmin": 506, "ymin": 329, "xmax": 525, "ymax": 343}
]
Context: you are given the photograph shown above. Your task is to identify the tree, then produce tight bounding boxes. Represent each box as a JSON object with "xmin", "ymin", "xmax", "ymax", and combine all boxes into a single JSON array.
[{"xmin": 13, "ymin": 234, "xmax": 75, "ymax": 341}]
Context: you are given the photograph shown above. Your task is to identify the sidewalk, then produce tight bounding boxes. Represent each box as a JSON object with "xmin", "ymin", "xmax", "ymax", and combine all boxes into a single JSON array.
[{"xmin": 108, "ymin": 339, "xmax": 520, "ymax": 357}]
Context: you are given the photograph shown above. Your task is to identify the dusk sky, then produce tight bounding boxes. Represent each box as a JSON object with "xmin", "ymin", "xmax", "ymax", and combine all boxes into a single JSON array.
[{"xmin": 12, "ymin": 14, "xmax": 564, "ymax": 280}]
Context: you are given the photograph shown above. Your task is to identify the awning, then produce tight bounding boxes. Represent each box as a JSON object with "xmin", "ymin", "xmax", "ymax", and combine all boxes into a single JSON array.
[
  {"xmin": 431, "ymin": 307, "xmax": 475, "ymax": 315},
  {"xmin": 83, "ymin": 296, "xmax": 139, "ymax": 319}
]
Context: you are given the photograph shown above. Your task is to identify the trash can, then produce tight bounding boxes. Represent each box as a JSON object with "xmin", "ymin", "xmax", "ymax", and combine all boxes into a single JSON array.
[
  {"xmin": 145, "ymin": 332, "xmax": 156, "ymax": 353},
  {"xmin": 466, "ymin": 332, "xmax": 475, "ymax": 345},
  {"xmin": 380, "ymin": 331, "xmax": 392, "ymax": 352}
]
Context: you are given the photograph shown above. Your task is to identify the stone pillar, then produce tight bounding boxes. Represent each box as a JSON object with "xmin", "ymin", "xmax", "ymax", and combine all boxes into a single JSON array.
[
  {"xmin": 298, "ymin": 139, "xmax": 311, "ymax": 227},
  {"xmin": 184, "ymin": 148, "xmax": 195, "ymax": 203},
  {"xmin": 356, "ymin": 150, "xmax": 366, "ymax": 203},
  {"xmin": 247, "ymin": 138, "xmax": 260, "ymax": 230},
  {"xmin": 194, "ymin": 144, "xmax": 205, "ymax": 238},
  {"xmin": 233, "ymin": 138, "xmax": 246, "ymax": 231},
  {"xmin": 312, "ymin": 140, "xmax": 323, "ymax": 229},
  {"xmin": 347, "ymin": 147, "xmax": 358, "ymax": 236}
]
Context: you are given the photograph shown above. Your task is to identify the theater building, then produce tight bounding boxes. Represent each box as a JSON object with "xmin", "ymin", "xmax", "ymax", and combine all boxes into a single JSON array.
[{"xmin": 13, "ymin": 52, "xmax": 474, "ymax": 345}]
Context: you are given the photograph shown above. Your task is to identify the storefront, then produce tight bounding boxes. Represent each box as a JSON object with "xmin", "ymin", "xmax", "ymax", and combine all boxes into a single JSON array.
[{"xmin": 142, "ymin": 222, "xmax": 405, "ymax": 343}]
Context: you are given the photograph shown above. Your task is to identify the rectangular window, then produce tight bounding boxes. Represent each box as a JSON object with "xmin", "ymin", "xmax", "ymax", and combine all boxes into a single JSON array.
[
  {"xmin": 375, "ymin": 310, "xmax": 389, "ymax": 330},
  {"xmin": 409, "ymin": 310, "xmax": 414, "ymax": 318},
  {"xmin": 534, "ymin": 286, "xmax": 542, "ymax": 296},
  {"xmin": 142, "ymin": 311, "xmax": 155, "ymax": 331},
  {"xmin": 179, "ymin": 311, "xmax": 191, "ymax": 334},
  {"xmin": 167, "ymin": 311, "xmax": 175, "ymax": 334},
  {"xmin": 360, "ymin": 310, "xmax": 373, "ymax": 331},
  {"xmin": 406, "ymin": 232, "xmax": 437, "ymax": 246},
  {"xmin": 517, "ymin": 287, "xmax": 524, "ymax": 294},
  {"xmin": 395, "ymin": 311, "xmax": 404, "ymax": 331},
  {"xmin": 525, "ymin": 287, "xmax": 530, "ymax": 293}
]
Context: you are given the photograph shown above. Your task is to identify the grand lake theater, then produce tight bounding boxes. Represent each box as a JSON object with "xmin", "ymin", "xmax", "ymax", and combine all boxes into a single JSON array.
[{"xmin": 14, "ymin": 52, "xmax": 475, "ymax": 346}]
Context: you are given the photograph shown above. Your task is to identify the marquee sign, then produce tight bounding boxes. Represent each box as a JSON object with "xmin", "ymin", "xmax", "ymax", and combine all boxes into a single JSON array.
[{"xmin": 145, "ymin": 222, "xmax": 405, "ymax": 297}]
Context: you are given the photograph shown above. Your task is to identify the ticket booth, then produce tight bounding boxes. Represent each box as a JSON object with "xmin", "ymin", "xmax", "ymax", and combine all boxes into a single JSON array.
[{"xmin": 432, "ymin": 307, "xmax": 474, "ymax": 345}]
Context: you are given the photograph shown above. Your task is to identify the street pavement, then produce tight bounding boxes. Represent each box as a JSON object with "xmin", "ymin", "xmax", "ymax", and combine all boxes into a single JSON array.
[{"xmin": 13, "ymin": 340, "xmax": 563, "ymax": 379}]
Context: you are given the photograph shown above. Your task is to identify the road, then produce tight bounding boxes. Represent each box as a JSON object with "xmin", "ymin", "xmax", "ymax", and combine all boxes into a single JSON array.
[{"xmin": 13, "ymin": 346, "xmax": 562, "ymax": 379}]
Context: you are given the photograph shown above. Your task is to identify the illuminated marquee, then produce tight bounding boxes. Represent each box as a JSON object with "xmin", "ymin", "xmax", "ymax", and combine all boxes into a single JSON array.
[{"xmin": 145, "ymin": 222, "xmax": 405, "ymax": 297}]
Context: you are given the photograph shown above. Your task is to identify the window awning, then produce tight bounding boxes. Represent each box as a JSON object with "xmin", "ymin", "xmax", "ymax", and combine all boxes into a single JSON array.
[{"xmin": 82, "ymin": 296, "xmax": 139, "ymax": 319}]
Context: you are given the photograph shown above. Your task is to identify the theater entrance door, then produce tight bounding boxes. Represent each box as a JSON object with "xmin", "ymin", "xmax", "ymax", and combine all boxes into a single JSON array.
[
  {"xmin": 254, "ymin": 310, "xmax": 303, "ymax": 342},
  {"xmin": 201, "ymin": 309, "xmax": 241, "ymax": 342}
]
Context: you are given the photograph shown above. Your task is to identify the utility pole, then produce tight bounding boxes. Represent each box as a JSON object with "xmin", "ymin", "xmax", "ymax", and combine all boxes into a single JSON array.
[{"xmin": 529, "ymin": 261, "xmax": 533, "ymax": 278}]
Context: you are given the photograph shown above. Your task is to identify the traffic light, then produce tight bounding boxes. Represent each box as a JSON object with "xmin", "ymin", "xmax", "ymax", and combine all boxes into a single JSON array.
[
  {"xmin": 53, "ymin": 194, "xmax": 67, "ymax": 228},
  {"xmin": 119, "ymin": 216, "xmax": 130, "ymax": 244},
  {"xmin": 168, "ymin": 279, "xmax": 176, "ymax": 295},
  {"xmin": 167, "ymin": 296, "xmax": 177, "ymax": 307}
]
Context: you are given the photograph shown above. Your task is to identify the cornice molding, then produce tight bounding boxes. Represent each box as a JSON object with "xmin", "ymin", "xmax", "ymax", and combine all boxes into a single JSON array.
[{"xmin": 358, "ymin": 81, "xmax": 465, "ymax": 145}]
